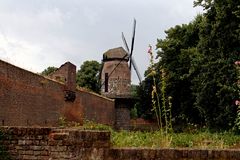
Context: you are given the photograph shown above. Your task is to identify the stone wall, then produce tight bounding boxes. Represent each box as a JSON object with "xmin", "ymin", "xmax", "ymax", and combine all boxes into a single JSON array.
[
  {"xmin": 115, "ymin": 106, "xmax": 130, "ymax": 130},
  {"xmin": 0, "ymin": 126, "xmax": 110, "ymax": 160},
  {"xmin": 1, "ymin": 126, "xmax": 240, "ymax": 160}
]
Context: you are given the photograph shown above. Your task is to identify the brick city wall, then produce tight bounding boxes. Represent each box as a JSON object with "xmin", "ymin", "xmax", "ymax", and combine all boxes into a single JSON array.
[
  {"xmin": 78, "ymin": 89, "xmax": 115, "ymax": 126},
  {"xmin": 0, "ymin": 60, "xmax": 115, "ymax": 127},
  {"xmin": 1, "ymin": 126, "xmax": 240, "ymax": 160}
]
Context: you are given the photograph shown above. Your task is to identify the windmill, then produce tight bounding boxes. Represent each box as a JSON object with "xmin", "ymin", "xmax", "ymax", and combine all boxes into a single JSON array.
[
  {"xmin": 99, "ymin": 19, "xmax": 142, "ymax": 129},
  {"xmin": 100, "ymin": 19, "xmax": 142, "ymax": 97}
]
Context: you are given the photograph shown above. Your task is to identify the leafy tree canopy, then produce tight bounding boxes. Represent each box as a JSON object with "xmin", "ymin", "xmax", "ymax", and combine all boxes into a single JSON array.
[
  {"xmin": 76, "ymin": 60, "xmax": 101, "ymax": 93},
  {"xmin": 41, "ymin": 66, "xmax": 57, "ymax": 76}
]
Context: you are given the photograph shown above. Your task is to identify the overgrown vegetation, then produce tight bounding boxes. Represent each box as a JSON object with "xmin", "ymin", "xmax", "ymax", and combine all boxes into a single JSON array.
[
  {"xmin": 111, "ymin": 130, "xmax": 240, "ymax": 149},
  {"xmin": 86, "ymin": 122, "xmax": 240, "ymax": 149},
  {"xmin": 81, "ymin": 121, "xmax": 240, "ymax": 149},
  {"xmin": 58, "ymin": 117, "xmax": 240, "ymax": 149}
]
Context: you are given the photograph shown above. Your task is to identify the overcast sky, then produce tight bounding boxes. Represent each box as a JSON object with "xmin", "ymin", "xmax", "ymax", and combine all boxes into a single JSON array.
[{"xmin": 0, "ymin": 0, "xmax": 202, "ymax": 84}]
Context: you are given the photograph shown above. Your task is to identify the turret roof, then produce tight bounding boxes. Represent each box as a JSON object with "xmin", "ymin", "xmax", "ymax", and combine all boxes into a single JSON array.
[{"xmin": 103, "ymin": 47, "xmax": 129, "ymax": 61}]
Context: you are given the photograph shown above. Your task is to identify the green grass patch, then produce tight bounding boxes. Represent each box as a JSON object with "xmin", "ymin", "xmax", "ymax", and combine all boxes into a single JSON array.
[
  {"xmin": 111, "ymin": 130, "xmax": 240, "ymax": 149},
  {"xmin": 67, "ymin": 120, "xmax": 240, "ymax": 149}
]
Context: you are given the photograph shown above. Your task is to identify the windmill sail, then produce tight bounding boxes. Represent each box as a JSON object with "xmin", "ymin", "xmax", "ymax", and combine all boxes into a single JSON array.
[
  {"xmin": 122, "ymin": 27, "xmax": 142, "ymax": 83},
  {"xmin": 129, "ymin": 19, "xmax": 136, "ymax": 71},
  {"xmin": 122, "ymin": 32, "xmax": 130, "ymax": 55},
  {"xmin": 130, "ymin": 56, "xmax": 142, "ymax": 82}
]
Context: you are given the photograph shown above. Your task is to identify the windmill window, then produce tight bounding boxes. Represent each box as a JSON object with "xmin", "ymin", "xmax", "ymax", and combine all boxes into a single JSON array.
[{"xmin": 105, "ymin": 73, "xmax": 109, "ymax": 92}]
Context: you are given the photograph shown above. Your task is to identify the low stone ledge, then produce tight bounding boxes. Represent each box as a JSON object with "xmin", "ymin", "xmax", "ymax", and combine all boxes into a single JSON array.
[{"xmin": 108, "ymin": 148, "xmax": 240, "ymax": 160}]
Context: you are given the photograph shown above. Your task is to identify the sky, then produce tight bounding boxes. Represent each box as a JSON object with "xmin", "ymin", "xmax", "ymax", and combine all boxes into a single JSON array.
[{"xmin": 0, "ymin": 0, "xmax": 203, "ymax": 84}]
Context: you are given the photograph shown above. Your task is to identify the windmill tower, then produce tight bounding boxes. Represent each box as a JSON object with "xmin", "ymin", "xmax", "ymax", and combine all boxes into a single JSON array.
[{"xmin": 100, "ymin": 19, "xmax": 142, "ymax": 129}]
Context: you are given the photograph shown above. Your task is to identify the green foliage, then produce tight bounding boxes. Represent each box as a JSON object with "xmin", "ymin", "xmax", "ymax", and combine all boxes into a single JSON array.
[
  {"xmin": 41, "ymin": 66, "xmax": 57, "ymax": 76},
  {"xmin": 134, "ymin": 71, "xmax": 155, "ymax": 119},
  {"xmin": 156, "ymin": 16, "xmax": 203, "ymax": 126},
  {"xmin": 112, "ymin": 130, "xmax": 171, "ymax": 148},
  {"xmin": 130, "ymin": 106, "xmax": 138, "ymax": 119},
  {"xmin": 189, "ymin": 0, "xmax": 240, "ymax": 129},
  {"xmin": 82, "ymin": 120, "xmax": 113, "ymax": 131},
  {"xmin": 58, "ymin": 116, "xmax": 67, "ymax": 127},
  {"xmin": 233, "ymin": 64, "xmax": 240, "ymax": 131},
  {"xmin": 76, "ymin": 60, "xmax": 101, "ymax": 93}
]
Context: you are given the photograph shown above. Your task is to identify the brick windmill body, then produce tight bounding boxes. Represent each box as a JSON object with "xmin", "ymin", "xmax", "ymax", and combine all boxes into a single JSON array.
[{"xmin": 100, "ymin": 19, "xmax": 142, "ymax": 129}]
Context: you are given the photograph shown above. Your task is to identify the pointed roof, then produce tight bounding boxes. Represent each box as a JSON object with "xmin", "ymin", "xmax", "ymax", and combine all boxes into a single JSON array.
[{"xmin": 103, "ymin": 47, "xmax": 129, "ymax": 61}]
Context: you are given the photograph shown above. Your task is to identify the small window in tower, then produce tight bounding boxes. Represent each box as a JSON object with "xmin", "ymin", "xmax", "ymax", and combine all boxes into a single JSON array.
[{"xmin": 105, "ymin": 73, "xmax": 109, "ymax": 92}]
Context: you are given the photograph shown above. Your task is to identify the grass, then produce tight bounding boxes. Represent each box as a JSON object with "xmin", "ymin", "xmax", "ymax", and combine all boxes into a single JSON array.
[
  {"xmin": 63, "ymin": 119, "xmax": 240, "ymax": 149},
  {"xmin": 111, "ymin": 130, "xmax": 240, "ymax": 149}
]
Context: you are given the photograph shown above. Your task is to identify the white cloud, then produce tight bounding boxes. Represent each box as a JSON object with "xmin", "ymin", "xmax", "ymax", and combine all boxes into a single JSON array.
[{"xmin": 0, "ymin": 34, "xmax": 43, "ymax": 72}]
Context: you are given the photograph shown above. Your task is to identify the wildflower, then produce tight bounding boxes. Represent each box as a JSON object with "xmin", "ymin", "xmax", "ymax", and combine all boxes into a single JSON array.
[
  {"xmin": 152, "ymin": 86, "xmax": 157, "ymax": 92},
  {"xmin": 235, "ymin": 100, "xmax": 240, "ymax": 106},
  {"xmin": 148, "ymin": 45, "xmax": 152, "ymax": 55},
  {"xmin": 235, "ymin": 61, "xmax": 240, "ymax": 65}
]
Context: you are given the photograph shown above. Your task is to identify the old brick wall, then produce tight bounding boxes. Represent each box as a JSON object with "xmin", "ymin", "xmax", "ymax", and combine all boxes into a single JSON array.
[
  {"xmin": 0, "ymin": 59, "xmax": 115, "ymax": 127},
  {"xmin": 0, "ymin": 126, "xmax": 110, "ymax": 160},
  {"xmin": 0, "ymin": 60, "xmax": 83, "ymax": 126},
  {"xmin": 78, "ymin": 89, "xmax": 115, "ymax": 126}
]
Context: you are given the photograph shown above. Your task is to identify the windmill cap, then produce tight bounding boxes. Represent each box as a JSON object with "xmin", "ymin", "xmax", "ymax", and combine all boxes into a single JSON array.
[{"xmin": 103, "ymin": 47, "xmax": 129, "ymax": 61}]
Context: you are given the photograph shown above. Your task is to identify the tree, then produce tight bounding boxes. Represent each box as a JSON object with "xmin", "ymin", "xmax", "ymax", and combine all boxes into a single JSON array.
[
  {"xmin": 156, "ymin": 15, "xmax": 203, "ymax": 125},
  {"xmin": 76, "ymin": 60, "xmax": 101, "ymax": 93},
  {"xmin": 190, "ymin": 0, "xmax": 240, "ymax": 129},
  {"xmin": 41, "ymin": 66, "xmax": 57, "ymax": 76}
]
